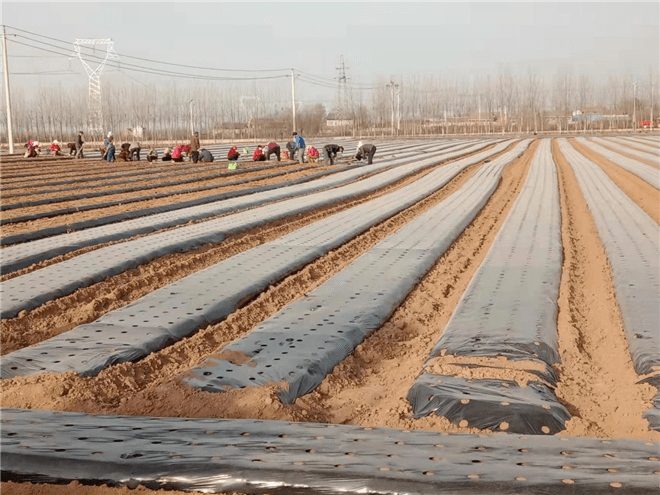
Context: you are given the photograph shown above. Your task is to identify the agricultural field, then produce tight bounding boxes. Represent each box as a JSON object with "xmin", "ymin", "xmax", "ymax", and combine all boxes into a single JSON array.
[{"xmin": 1, "ymin": 134, "xmax": 660, "ymax": 494}]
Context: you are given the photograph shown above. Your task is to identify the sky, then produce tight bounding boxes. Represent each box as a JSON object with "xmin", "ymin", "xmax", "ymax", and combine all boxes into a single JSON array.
[{"xmin": 2, "ymin": 1, "xmax": 659, "ymax": 108}]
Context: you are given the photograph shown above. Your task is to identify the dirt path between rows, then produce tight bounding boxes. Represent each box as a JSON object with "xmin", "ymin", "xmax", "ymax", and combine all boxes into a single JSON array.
[
  {"xmin": 1, "ymin": 482, "xmax": 226, "ymax": 495},
  {"xmin": 0, "ymin": 147, "xmax": 502, "ymax": 427},
  {"xmin": 571, "ymin": 139, "xmax": 660, "ymax": 224},
  {"xmin": 551, "ymin": 140, "xmax": 659, "ymax": 440},
  {"xmin": 1, "ymin": 144, "xmax": 505, "ymax": 354}
]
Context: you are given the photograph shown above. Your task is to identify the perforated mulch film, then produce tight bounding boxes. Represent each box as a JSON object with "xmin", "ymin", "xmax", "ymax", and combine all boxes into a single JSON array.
[{"xmin": 2, "ymin": 408, "xmax": 659, "ymax": 494}]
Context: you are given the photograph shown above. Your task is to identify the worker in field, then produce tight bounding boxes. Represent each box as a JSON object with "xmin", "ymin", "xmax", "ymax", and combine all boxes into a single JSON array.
[
  {"xmin": 106, "ymin": 136, "xmax": 116, "ymax": 162},
  {"xmin": 264, "ymin": 141, "xmax": 281, "ymax": 161},
  {"xmin": 24, "ymin": 140, "xmax": 41, "ymax": 158},
  {"xmin": 252, "ymin": 144, "xmax": 266, "ymax": 161},
  {"xmin": 293, "ymin": 131, "xmax": 306, "ymax": 163},
  {"xmin": 49, "ymin": 140, "xmax": 63, "ymax": 156},
  {"xmin": 190, "ymin": 131, "xmax": 201, "ymax": 163},
  {"xmin": 102, "ymin": 132, "xmax": 112, "ymax": 160},
  {"xmin": 171, "ymin": 144, "xmax": 186, "ymax": 162},
  {"xmin": 285, "ymin": 141, "xmax": 296, "ymax": 161},
  {"xmin": 355, "ymin": 142, "xmax": 377, "ymax": 165},
  {"xmin": 75, "ymin": 131, "xmax": 85, "ymax": 159},
  {"xmin": 227, "ymin": 145, "xmax": 240, "ymax": 161},
  {"xmin": 162, "ymin": 147, "xmax": 172, "ymax": 162},
  {"xmin": 323, "ymin": 144, "xmax": 344, "ymax": 165},
  {"xmin": 129, "ymin": 139, "xmax": 142, "ymax": 161},
  {"xmin": 146, "ymin": 147, "xmax": 158, "ymax": 163},
  {"xmin": 198, "ymin": 148, "xmax": 214, "ymax": 162}
]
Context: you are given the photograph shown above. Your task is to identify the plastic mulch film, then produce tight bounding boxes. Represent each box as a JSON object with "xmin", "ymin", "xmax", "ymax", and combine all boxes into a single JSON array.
[
  {"xmin": 560, "ymin": 139, "xmax": 660, "ymax": 430},
  {"xmin": 559, "ymin": 139, "xmax": 660, "ymax": 376},
  {"xmin": 1, "ymin": 140, "xmax": 468, "ymax": 251},
  {"xmin": 184, "ymin": 141, "xmax": 530, "ymax": 403},
  {"xmin": 421, "ymin": 139, "xmax": 562, "ymax": 368},
  {"xmin": 576, "ymin": 137, "xmax": 660, "ymax": 188},
  {"xmin": 2, "ymin": 407, "xmax": 659, "ymax": 494},
  {"xmin": 0, "ymin": 141, "xmax": 502, "ymax": 319},
  {"xmin": 407, "ymin": 374, "xmax": 570, "ymax": 435},
  {"xmin": 599, "ymin": 136, "xmax": 660, "ymax": 161},
  {"xmin": 0, "ymin": 140, "xmax": 506, "ymax": 379},
  {"xmin": 406, "ymin": 140, "xmax": 568, "ymax": 434}
]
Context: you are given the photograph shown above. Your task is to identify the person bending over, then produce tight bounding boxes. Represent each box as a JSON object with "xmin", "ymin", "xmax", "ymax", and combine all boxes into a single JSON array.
[
  {"xmin": 264, "ymin": 141, "xmax": 281, "ymax": 161},
  {"xmin": 162, "ymin": 147, "xmax": 172, "ymax": 162},
  {"xmin": 198, "ymin": 148, "xmax": 214, "ymax": 162},
  {"xmin": 355, "ymin": 143, "xmax": 377, "ymax": 165},
  {"xmin": 24, "ymin": 140, "xmax": 41, "ymax": 158},
  {"xmin": 50, "ymin": 140, "xmax": 63, "ymax": 156},
  {"xmin": 171, "ymin": 145, "xmax": 186, "ymax": 162},
  {"xmin": 323, "ymin": 144, "xmax": 344, "ymax": 165},
  {"xmin": 129, "ymin": 140, "xmax": 141, "ymax": 161}
]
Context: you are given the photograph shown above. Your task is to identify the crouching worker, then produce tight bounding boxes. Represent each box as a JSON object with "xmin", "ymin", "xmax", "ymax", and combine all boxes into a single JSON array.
[
  {"xmin": 129, "ymin": 140, "xmax": 141, "ymax": 161},
  {"xmin": 162, "ymin": 147, "xmax": 172, "ymax": 162},
  {"xmin": 323, "ymin": 144, "xmax": 344, "ymax": 165},
  {"xmin": 146, "ymin": 147, "xmax": 158, "ymax": 163},
  {"xmin": 264, "ymin": 141, "xmax": 281, "ymax": 161},
  {"xmin": 171, "ymin": 145, "xmax": 186, "ymax": 162},
  {"xmin": 24, "ymin": 140, "xmax": 41, "ymax": 158},
  {"xmin": 67, "ymin": 142, "xmax": 77, "ymax": 156},
  {"xmin": 227, "ymin": 145, "xmax": 240, "ymax": 161},
  {"xmin": 252, "ymin": 145, "xmax": 266, "ymax": 161},
  {"xmin": 355, "ymin": 142, "xmax": 377, "ymax": 165},
  {"xmin": 198, "ymin": 148, "xmax": 214, "ymax": 162},
  {"xmin": 49, "ymin": 140, "xmax": 63, "ymax": 156},
  {"xmin": 106, "ymin": 136, "xmax": 116, "ymax": 162}
]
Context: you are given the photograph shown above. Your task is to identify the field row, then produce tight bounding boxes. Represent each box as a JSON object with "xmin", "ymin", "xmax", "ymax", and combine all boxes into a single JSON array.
[{"xmin": 1, "ymin": 134, "xmax": 659, "ymax": 493}]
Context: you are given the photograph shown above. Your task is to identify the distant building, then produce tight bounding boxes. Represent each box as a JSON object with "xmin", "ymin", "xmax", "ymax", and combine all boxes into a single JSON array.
[{"xmin": 326, "ymin": 113, "xmax": 353, "ymax": 127}]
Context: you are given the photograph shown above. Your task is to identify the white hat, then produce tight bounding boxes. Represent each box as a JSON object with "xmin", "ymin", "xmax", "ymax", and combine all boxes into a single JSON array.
[
  {"xmin": 53, "ymin": 139, "xmax": 59, "ymax": 144},
  {"xmin": 34, "ymin": 141, "xmax": 40, "ymax": 146},
  {"xmin": 357, "ymin": 141, "xmax": 363, "ymax": 148},
  {"xmin": 107, "ymin": 132, "xmax": 113, "ymax": 137}
]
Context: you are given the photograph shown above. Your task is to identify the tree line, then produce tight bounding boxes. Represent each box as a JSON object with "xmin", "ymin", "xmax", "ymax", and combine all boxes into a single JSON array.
[{"xmin": 1, "ymin": 66, "xmax": 656, "ymax": 145}]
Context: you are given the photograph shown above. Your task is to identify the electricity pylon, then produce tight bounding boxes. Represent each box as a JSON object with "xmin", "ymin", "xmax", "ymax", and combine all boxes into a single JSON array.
[{"xmin": 71, "ymin": 38, "xmax": 119, "ymax": 137}]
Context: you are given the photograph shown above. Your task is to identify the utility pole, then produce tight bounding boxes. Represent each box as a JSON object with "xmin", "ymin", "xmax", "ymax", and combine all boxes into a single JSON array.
[
  {"xmin": 70, "ymin": 38, "xmax": 119, "ymax": 139},
  {"xmin": 2, "ymin": 26, "xmax": 14, "ymax": 154},
  {"xmin": 396, "ymin": 87, "xmax": 401, "ymax": 136},
  {"xmin": 189, "ymin": 99, "xmax": 195, "ymax": 137},
  {"xmin": 633, "ymin": 80, "xmax": 637, "ymax": 133},
  {"xmin": 291, "ymin": 69, "xmax": 297, "ymax": 133},
  {"xmin": 386, "ymin": 80, "xmax": 398, "ymax": 136},
  {"xmin": 650, "ymin": 70, "xmax": 654, "ymax": 129},
  {"xmin": 336, "ymin": 56, "xmax": 349, "ymax": 136}
]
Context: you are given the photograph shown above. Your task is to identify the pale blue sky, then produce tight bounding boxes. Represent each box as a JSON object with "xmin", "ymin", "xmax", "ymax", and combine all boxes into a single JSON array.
[{"xmin": 2, "ymin": 1, "xmax": 658, "ymax": 106}]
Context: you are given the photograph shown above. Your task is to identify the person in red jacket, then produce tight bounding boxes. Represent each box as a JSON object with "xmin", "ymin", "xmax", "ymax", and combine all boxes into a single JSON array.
[
  {"xmin": 252, "ymin": 145, "xmax": 266, "ymax": 161},
  {"xmin": 172, "ymin": 144, "xmax": 185, "ymax": 162},
  {"xmin": 228, "ymin": 145, "xmax": 240, "ymax": 161},
  {"xmin": 49, "ymin": 140, "xmax": 63, "ymax": 156}
]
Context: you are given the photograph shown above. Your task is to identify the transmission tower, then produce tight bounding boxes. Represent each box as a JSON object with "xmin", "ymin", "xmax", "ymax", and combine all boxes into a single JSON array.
[
  {"xmin": 71, "ymin": 38, "xmax": 119, "ymax": 137},
  {"xmin": 336, "ymin": 56, "xmax": 349, "ymax": 136}
]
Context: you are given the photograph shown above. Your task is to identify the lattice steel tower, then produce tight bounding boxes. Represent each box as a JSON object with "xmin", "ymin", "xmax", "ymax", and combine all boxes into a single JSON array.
[
  {"xmin": 71, "ymin": 38, "xmax": 119, "ymax": 136},
  {"xmin": 336, "ymin": 56, "xmax": 349, "ymax": 136}
]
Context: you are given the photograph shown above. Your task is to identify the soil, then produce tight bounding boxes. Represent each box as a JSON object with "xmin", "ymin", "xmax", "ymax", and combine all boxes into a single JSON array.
[{"xmin": 2, "ymin": 137, "xmax": 659, "ymax": 495}]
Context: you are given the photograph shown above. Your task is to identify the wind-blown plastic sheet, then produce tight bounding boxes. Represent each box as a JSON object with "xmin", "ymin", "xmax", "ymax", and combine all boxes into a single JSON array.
[
  {"xmin": 406, "ymin": 140, "xmax": 568, "ymax": 434},
  {"xmin": 576, "ymin": 137, "xmax": 660, "ymax": 188},
  {"xmin": 3, "ymin": 408, "xmax": 658, "ymax": 494},
  {"xmin": 1, "ymin": 140, "xmax": 478, "ymax": 268},
  {"xmin": 559, "ymin": 139, "xmax": 660, "ymax": 376},
  {"xmin": 0, "ymin": 140, "xmax": 506, "ymax": 379},
  {"xmin": 184, "ymin": 141, "xmax": 530, "ymax": 403},
  {"xmin": 0, "ymin": 141, "xmax": 502, "ymax": 319}
]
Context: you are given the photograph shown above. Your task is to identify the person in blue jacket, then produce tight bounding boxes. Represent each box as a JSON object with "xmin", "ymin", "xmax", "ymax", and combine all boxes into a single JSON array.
[{"xmin": 293, "ymin": 131, "xmax": 306, "ymax": 163}]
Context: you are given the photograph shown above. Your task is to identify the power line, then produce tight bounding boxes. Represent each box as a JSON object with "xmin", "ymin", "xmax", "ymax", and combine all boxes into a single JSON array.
[
  {"xmin": 7, "ymin": 38, "xmax": 290, "ymax": 82},
  {"xmin": 3, "ymin": 25, "xmax": 291, "ymax": 73}
]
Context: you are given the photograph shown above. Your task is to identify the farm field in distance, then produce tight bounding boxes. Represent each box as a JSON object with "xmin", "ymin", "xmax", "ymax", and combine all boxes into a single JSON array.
[{"xmin": 1, "ymin": 134, "xmax": 659, "ymax": 494}]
